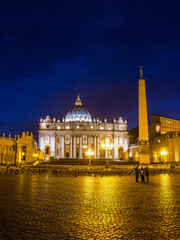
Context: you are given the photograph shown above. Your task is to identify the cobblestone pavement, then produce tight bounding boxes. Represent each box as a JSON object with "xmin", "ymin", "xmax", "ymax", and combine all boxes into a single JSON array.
[{"xmin": 0, "ymin": 175, "xmax": 179, "ymax": 239}]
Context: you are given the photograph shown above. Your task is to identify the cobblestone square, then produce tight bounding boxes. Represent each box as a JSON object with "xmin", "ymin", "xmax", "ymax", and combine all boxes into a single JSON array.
[{"xmin": 0, "ymin": 174, "xmax": 179, "ymax": 239}]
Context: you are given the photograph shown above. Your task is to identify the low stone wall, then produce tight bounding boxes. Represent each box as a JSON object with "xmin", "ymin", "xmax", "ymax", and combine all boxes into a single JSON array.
[{"xmin": 0, "ymin": 165, "xmax": 180, "ymax": 176}]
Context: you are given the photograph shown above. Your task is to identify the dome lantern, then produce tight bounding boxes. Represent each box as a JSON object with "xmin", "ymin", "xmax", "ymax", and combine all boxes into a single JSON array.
[{"xmin": 75, "ymin": 94, "xmax": 82, "ymax": 106}]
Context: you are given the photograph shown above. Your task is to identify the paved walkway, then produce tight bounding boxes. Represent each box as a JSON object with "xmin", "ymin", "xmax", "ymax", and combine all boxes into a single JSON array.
[{"xmin": 0, "ymin": 175, "xmax": 179, "ymax": 239}]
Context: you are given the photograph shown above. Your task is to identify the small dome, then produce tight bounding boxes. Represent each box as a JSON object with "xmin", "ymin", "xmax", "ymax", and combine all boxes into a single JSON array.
[{"xmin": 65, "ymin": 95, "xmax": 92, "ymax": 122}]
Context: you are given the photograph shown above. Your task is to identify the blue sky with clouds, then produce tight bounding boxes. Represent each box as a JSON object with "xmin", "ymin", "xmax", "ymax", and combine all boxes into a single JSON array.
[{"xmin": 0, "ymin": 0, "xmax": 180, "ymax": 140}]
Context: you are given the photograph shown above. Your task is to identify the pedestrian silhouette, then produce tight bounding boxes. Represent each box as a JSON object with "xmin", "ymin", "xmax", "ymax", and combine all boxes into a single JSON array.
[
  {"xmin": 144, "ymin": 167, "xmax": 149, "ymax": 182},
  {"xmin": 135, "ymin": 165, "xmax": 140, "ymax": 182},
  {"xmin": 140, "ymin": 167, "xmax": 145, "ymax": 182}
]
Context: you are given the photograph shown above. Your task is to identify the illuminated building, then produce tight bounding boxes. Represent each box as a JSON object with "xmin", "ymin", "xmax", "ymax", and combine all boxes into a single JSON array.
[
  {"xmin": 39, "ymin": 95, "xmax": 129, "ymax": 160},
  {"xmin": 149, "ymin": 115, "xmax": 180, "ymax": 140},
  {"xmin": 149, "ymin": 115, "xmax": 180, "ymax": 162},
  {"xmin": 150, "ymin": 132, "xmax": 180, "ymax": 163},
  {"xmin": 0, "ymin": 132, "xmax": 37, "ymax": 164}
]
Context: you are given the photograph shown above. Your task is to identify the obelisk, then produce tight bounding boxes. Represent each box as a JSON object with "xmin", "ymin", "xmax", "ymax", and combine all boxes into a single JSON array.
[{"xmin": 138, "ymin": 66, "xmax": 150, "ymax": 163}]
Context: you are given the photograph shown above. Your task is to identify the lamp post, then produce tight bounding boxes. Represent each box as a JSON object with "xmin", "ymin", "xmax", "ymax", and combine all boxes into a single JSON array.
[
  {"xmin": 101, "ymin": 139, "xmax": 114, "ymax": 166},
  {"xmin": 160, "ymin": 149, "xmax": 167, "ymax": 164},
  {"xmin": 86, "ymin": 149, "xmax": 94, "ymax": 167}
]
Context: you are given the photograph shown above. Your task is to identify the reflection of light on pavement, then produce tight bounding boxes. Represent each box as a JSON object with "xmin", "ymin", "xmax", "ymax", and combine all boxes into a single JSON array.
[
  {"xmin": 82, "ymin": 177, "xmax": 118, "ymax": 225},
  {"xmin": 30, "ymin": 175, "xmax": 38, "ymax": 195},
  {"xmin": 160, "ymin": 175, "xmax": 172, "ymax": 200},
  {"xmin": 83, "ymin": 177, "xmax": 94, "ymax": 198},
  {"xmin": 18, "ymin": 175, "xmax": 25, "ymax": 190},
  {"xmin": 159, "ymin": 175, "xmax": 174, "ymax": 223}
]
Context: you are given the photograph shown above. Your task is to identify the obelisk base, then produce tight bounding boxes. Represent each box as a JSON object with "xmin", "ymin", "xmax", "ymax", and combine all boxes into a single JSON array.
[{"xmin": 139, "ymin": 145, "xmax": 150, "ymax": 164}]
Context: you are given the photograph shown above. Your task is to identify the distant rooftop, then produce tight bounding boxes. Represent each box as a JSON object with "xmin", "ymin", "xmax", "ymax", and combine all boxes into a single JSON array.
[{"xmin": 152, "ymin": 114, "xmax": 180, "ymax": 122}]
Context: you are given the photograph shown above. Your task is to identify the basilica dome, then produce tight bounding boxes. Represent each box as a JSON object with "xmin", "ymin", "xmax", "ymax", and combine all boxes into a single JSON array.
[{"xmin": 65, "ymin": 95, "xmax": 92, "ymax": 122}]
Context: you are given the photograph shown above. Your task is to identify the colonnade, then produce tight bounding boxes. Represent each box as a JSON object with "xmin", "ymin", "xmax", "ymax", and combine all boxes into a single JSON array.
[{"xmin": 54, "ymin": 135, "xmax": 120, "ymax": 159}]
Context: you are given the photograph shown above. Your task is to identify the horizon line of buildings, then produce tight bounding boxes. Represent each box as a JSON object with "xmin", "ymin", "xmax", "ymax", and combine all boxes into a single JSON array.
[
  {"xmin": 0, "ymin": 110, "xmax": 180, "ymax": 164},
  {"xmin": 1, "ymin": 72, "xmax": 180, "ymax": 164}
]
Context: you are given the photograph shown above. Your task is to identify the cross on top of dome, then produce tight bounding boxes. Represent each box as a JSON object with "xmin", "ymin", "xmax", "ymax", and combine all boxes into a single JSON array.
[{"xmin": 75, "ymin": 94, "xmax": 82, "ymax": 106}]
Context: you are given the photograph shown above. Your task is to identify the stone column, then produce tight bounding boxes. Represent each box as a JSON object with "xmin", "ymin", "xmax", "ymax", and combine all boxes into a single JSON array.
[
  {"xmin": 88, "ymin": 136, "xmax": 91, "ymax": 149},
  {"xmin": 73, "ymin": 136, "xmax": 76, "ymax": 158},
  {"xmin": 79, "ymin": 137, "xmax": 82, "ymax": 159},
  {"xmin": 70, "ymin": 136, "xmax": 73, "ymax": 158},
  {"xmin": 97, "ymin": 137, "xmax": 100, "ymax": 158},
  {"xmin": 114, "ymin": 136, "xmax": 118, "ymax": 159},
  {"xmin": 55, "ymin": 133, "xmax": 57, "ymax": 158},
  {"xmin": 51, "ymin": 135, "xmax": 56, "ymax": 157},
  {"xmin": 61, "ymin": 136, "xmax": 64, "ymax": 158},
  {"xmin": 94, "ymin": 136, "xmax": 96, "ymax": 158}
]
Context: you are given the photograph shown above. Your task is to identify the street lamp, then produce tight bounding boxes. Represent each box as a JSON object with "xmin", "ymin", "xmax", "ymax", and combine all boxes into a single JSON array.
[
  {"xmin": 86, "ymin": 149, "xmax": 94, "ymax": 167},
  {"xmin": 101, "ymin": 138, "xmax": 114, "ymax": 166},
  {"xmin": 160, "ymin": 149, "xmax": 167, "ymax": 163}
]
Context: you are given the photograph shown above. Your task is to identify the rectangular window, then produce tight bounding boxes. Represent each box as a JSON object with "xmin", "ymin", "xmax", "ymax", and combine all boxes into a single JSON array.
[
  {"xmin": 119, "ymin": 125, "xmax": 123, "ymax": 130},
  {"xmin": 57, "ymin": 137, "xmax": 59, "ymax": 143}
]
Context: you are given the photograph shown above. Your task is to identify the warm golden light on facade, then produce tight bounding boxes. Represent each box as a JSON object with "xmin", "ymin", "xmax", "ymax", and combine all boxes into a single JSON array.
[
  {"xmin": 160, "ymin": 149, "xmax": 167, "ymax": 156},
  {"xmin": 86, "ymin": 149, "xmax": 94, "ymax": 167},
  {"xmin": 86, "ymin": 149, "xmax": 94, "ymax": 157},
  {"xmin": 33, "ymin": 154, "xmax": 39, "ymax": 157},
  {"xmin": 101, "ymin": 138, "xmax": 114, "ymax": 164},
  {"xmin": 101, "ymin": 138, "xmax": 114, "ymax": 151}
]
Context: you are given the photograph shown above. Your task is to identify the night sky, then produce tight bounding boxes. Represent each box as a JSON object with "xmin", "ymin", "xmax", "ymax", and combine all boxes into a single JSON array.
[{"xmin": 1, "ymin": 0, "xmax": 180, "ymax": 141}]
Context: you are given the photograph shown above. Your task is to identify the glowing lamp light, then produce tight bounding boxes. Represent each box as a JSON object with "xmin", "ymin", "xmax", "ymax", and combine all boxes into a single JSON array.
[
  {"xmin": 101, "ymin": 139, "xmax": 114, "ymax": 165},
  {"xmin": 102, "ymin": 143, "xmax": 105, "ymax": 149},
  {"xmin": 160, "ymin": 149, "xmax": 167, "ymax": 156},
  {"xmin": 86, "ymin": 149, "xmax": 94, "ymax": 157},
  {"xmin": 101, "ymin": 139, "xmax": 114, "ymax": 150},
  {"xmin": 86, "ymin": 149, "xmax": 94, "ymax": 167}
]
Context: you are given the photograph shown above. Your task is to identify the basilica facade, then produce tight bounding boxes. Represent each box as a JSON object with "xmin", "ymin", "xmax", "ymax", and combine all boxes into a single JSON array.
[{"xmin": 39, "ymin": 95, "xmax": 129, "ymax": 160}]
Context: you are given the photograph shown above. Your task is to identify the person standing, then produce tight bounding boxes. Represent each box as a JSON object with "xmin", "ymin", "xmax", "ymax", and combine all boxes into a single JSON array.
[
  {"xmin": 144, "ymin": 167, "xmax": 149, "ymax": 182},
  {"xmin": 140, "ymin": 167, "xmax": 145, "ymax": 182},
  {"xmin": 135, "ymin": 165, "xmax": 140, "ymax": 182}
]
